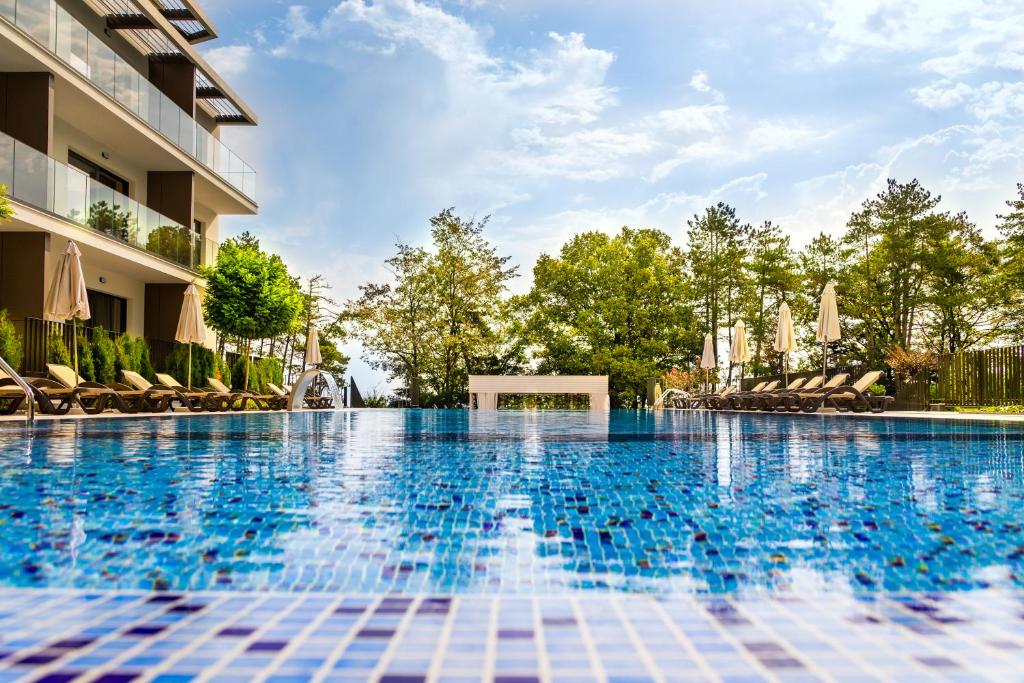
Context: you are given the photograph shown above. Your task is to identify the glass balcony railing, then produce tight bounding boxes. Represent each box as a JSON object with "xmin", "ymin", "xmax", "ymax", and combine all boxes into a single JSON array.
[
  {"xmin": 0, "ymin": 130, "xmax": 217, "ymax": 270},
  {"xmin": 0, "ymin": 0, "xmax": 256, "ymax": 202}
]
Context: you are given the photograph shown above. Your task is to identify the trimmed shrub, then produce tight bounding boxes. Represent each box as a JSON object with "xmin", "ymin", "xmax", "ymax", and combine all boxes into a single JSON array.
[
  {"xmin": 0, "ymin": 310, "xmax": 22, "ymax": 371},
  {"xmin": 162, "ymin": 343, "xmax": 215, "ymax": 387},
  {"xmin": 230, "ymin": 355, "xmax": 282, "ymax": 392},
  {"xmin": 92, "ymin": 327, "xmax": 117, "ymax": 385},
  {"xmin": 47, "ymin": 332, "xmax": 71, "ymax": 366},
  {"xmin": 76, "ymin": 334, "xmax": 95, "ymax": 382},
  {"xmin": 137, "ymin": 337, "xmax": 154, "ymax": 382}
]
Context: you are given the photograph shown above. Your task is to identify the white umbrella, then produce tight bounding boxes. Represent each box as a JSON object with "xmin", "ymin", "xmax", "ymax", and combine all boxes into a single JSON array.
[
  {"xmin": 175, "ymin": 283, "xmax": 206, "ymax": 389},
  {"xmin": 774, "ymin": 302, "xmax": 796, "ymax": 385},
  {"xmin": 700, "ymin": 333, "xmax": 716, "ymax": 392},
  {"xmin": 44, "ymin": 241, "xmax": 90, "ymax": 386},
  {"xmin": 816, "ymin": 282, "xmax": 841, "ymax": 378},
  {"xmin": 304, "ymin": 324, "xmax": 322, "ymax": 367},
  {"xmin": 729, "ymin": 319, "xmax": 750, "ymax": 387}
]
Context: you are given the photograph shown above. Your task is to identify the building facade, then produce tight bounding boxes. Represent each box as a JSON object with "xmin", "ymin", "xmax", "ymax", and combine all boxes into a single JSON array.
[{"xmin": 0, "ymin": 0, "xmax": 255, "ymax": 371}]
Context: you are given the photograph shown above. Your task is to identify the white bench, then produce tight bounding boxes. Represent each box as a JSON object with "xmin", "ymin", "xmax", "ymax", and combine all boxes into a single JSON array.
[{"xmin": 468, "ymin": 375, "xmax": 609, "ymax": 410}]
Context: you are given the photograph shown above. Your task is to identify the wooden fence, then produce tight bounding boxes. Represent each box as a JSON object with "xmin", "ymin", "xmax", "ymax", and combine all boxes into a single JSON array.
[
  {"xmin": 729, "ymin": 344, "xmax": 1024, "ymax": 410},
  {"xmin": 935, "ymin": 345, "xmax": 1024, "ymax": 407}
]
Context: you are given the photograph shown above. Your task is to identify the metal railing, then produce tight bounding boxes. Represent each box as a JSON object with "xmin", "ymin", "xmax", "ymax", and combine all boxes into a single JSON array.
[
  {"xmin": 0, "ymin": 130, "xmax": 218, "ymax": 270},
  {"xmin": 0, "ymin": 0, "xmax": 256, "ymax": 201},
  {"xmin": 0, "ymin": 354, "xmax": 34, "ymax": 422}
]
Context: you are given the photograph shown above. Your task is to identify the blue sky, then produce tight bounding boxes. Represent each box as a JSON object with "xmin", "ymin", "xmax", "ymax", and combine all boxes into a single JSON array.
[{"xmin": 200, "ymin": 0, "xmax": 1024, "ymax": 390}]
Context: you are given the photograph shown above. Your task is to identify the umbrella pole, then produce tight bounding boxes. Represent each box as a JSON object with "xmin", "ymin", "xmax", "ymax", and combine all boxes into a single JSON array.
[
  {"xmin": 72, "ymin": 319, "xmax": 78, "ymax": 387},
  {"xmin": 187, "ymin": 343, "xmax": 192, "ymax": 391},
  {"xmin": 784, "ymin": 353, "xmax": 789, "ymax": 387},
  {"xmin": 822, "ymin": 342, "xmax": 827, "ymax": 380}
]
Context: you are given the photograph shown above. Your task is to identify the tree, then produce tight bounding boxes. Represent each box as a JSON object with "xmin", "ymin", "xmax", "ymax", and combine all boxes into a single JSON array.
[
  {"xmin": 344, "ymin": 243, "xmax": 438, "ymax": 406},
  {"xmin": 201, "ymin": 232, "xmax": 301, "ymax": 390},
  {"xmin": 743, "ymin": 221, "xmax": 800, "ymax": 375},
  {"xmin": 923, "ymin": 213, "xmax": 1005, "ymax": 352},
  {"xmin": 0, "ymin": 184, "xmax": 12, "ymax": 222},
  {"xmin": 841, "ymin": 179, "xmax": 944, "ymax": 368},
  {"xmin": 685, "ymin": 203, "xmax": 749, "ymax": 380},
  {"xmin": 997, "ymin": 184, "xmax": 1024, "ymax": 341},
  {"xmin": 796, "ymin": 233, "xmax": 854, "ymax": 370},
  {"xmin": 524, "ymin": 227, "xmax": 700, "ymax": 407},
  {"xmin": 426, "ymin": 209, "xmax": 518, "ymax": 407}
]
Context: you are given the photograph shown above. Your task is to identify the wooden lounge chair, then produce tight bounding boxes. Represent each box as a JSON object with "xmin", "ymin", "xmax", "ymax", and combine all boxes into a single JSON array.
[
  {"xmin": 46, "ymin": 364, "xmax": 151, "ymax": 414},
  {"xmin": 207, "ymin": 377, "xmax": 275, "ymax": 411},
  {"xmin": 776, "ymin": 373, "xmax": 850, "ymax": 413},
  {"xmin": 721, "ymin": 380, "xmax": 781, "ymax": 410},
  {"xmin": 758, "ymin": 375, "xmax": 824, "ymax": 411},
  {"xmin": 270, "ymin": 382, "xmax": 333, "ymax": 409},
  {"xmin": 797, "ymin": 370, "xmax": 893, "ymax": 413},
  {"xmin": 690, "ymin": 385, "xmax": 739, "ymax": 410},
  {"xmin": 153, "ymin": 373, "xmax": 235, "ymax": 411},
  {"xmin": 733, "ymin": 378, "xmax": 807, "ymax": 411}
]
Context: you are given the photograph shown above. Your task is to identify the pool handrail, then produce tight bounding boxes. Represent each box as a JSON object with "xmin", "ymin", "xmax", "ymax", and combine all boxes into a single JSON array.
[{"xmin": 0, "ymin": 355, "xmax": 34, "ymax": 423}]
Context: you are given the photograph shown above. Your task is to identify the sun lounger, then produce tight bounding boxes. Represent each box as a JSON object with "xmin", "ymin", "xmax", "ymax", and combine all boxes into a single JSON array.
[
  {"xmin": 207, "ymin": 377, "xmax": 276, "ymax": 410},
  {"xmin": 758, "ymin": 375, "xmax": 824, "ymax": 411},
  {"xmin": 690, "ymin": 385, "xmax": 739, "ymax": 409},
  {"xmin": 731, "ymin": 378, "xmax": 808, "ymax": 411},
  {"xmin": 122, "ymin": 371, "xmax": 228, "ymax": 412},
  {"xmin": 152, "ymin": 373, "xmax": 235, "ymax": 411},
  {"xmin": 46, "ymin": 364, "xmax": 152, "ymax": 413},
  {"xmin": 721, "ymin": 380, "xmax": 781, "ymax": 410},
  {"xmin": 776, "ymin": 373, "xmax": 851, "ymax": 412},
  {"xmin": 796, "ymin": 370, "xmax": 893, "ymax": 413},
  {"xmin": 269, "ymin": 382, "xmax": 333, "ymax": 409}
]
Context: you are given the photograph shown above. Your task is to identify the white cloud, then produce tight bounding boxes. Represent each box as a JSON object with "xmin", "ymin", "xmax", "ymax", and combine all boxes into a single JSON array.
[
  {"xmin": 202, "ymin": 45, "xmax": 253, "ymax": 77},
  {"xmin": 689, "ymin": 70, "xmax": 711, "ymax": 93}
]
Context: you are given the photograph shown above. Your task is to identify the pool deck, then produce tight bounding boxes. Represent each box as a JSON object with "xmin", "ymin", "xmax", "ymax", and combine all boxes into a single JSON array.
[
  {"xmin": 0, "ymin": 589, "xmax": 1021, "ymax": 682},
  {"xmin": 2, "ymin": 407, "xmax": 1024, "ymax": 425}
]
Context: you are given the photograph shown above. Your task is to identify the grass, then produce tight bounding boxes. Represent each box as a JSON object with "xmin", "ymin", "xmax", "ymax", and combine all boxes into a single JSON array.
[{"xmin": 954, "ymin": 405, "xmax": 1024, "ymax": 415}]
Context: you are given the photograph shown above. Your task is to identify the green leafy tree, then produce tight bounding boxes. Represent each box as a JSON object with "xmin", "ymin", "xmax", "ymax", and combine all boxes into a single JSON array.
[
  {"xmin": 524, "ymin": 227, "xmax": 700, "ymax": 407},
  {"xmin": 685, "ymin": 203, "xmax": 750, "ymax": 381},
  {"xmin": 796, "ymin": 232, "xmax": 854, "ymax": 370},
  {"xmin": 997, "ymin": 184, "xmax": 1024, "ymax": 341},
  {"xmin": 841, "ymin": 179, "xmax": 944, "ymax": 367},
  {"xmin": 923, "ymin": 213, "xmax": 1005, "ymax": 352},
  {"xmin": 344, "ymin": 243, "xmax": 438, "ymax": 406},
  {"xmin": 0, "ymin": 184, "xmax": 13, "ymax": 222},
  {"xmin": 426, "ymin": 209, "xmax": 518, "ymax": 407},
  {"xmin": 743, "ymin": 221, "xmax": 800, "ymax": 375},
  {"xmin": 0, "ymin": 310, "xmax": 23, "ymax": 371},
  {"xmin": 202, "ymin": 232, "xmax": 301, "ymax": 390}
]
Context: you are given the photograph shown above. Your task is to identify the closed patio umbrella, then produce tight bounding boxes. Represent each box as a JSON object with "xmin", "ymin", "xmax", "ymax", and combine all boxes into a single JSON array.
[
  {"xmin": 304, "ymin": 324, "xmax": 322, "ymax": 368},
  {"xmin": 729, "ymin": 319, "xmax": 750, "ymax": 388},
  {"xmin": 175, "ymin": 283, "xmax": 206, "ymax": 389},
  {"xmin": 700, "ymin": 333, "xmax": 716, "ymax": 392},
  {"xmin": 774, "ymin": 302, "xmax": 796, "ymax": 385},
  {"xmin": 816, "ymin": 283, "xmax": 841, "ymax": 379},
  {"xmin": 44, "ymin": 241, "xmax": 90, "ymax": 386}
]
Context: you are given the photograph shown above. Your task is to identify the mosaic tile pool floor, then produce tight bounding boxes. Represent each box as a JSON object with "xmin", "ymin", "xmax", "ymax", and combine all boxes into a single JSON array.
[
  {"xmin": 2, "ymin": 409, "xmax": 1024, "ymax": 680},
  {"xmin": 0, "ymin": 589, "xmax": 1022, "ymax": 682}
]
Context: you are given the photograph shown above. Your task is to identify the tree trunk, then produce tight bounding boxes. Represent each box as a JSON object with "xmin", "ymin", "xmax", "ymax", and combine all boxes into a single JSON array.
[{"xmin": 243, "ymin": 338, "xmax": 252, "ymax": 391}]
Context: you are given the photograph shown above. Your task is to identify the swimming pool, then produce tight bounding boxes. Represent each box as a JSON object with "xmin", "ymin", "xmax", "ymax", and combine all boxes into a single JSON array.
[{"xmin": 0, "ymin": 410, "xmax": 1021, "ymax": 595}]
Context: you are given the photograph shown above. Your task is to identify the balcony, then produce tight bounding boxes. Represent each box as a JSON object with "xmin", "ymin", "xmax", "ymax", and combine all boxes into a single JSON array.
[
  {"xmin": 0, "ymin": 130, "xmax": 217, "ymax": 271},
  {"xmin": 0, "ymin": 0, "xmax": 256, "ymax": 202}
]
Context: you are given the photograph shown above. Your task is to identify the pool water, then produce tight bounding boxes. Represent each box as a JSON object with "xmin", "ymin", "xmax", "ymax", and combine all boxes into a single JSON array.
[{"xmin": 0, "ymin": 410, "xmax": 1021, "ymax": 595}]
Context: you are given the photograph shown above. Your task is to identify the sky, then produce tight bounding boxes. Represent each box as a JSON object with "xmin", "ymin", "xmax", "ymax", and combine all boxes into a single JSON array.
[{"xmin": 199, "ymin": 0, "xmax": 1024, "ymax": 392}]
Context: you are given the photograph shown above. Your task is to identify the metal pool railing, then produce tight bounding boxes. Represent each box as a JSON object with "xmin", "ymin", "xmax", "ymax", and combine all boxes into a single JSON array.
[{"xmin": 0, "ymin": 354, "xmax": 34, "ymax": 423}]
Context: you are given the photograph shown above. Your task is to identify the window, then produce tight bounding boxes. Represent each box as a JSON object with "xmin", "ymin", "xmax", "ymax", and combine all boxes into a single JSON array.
[
  {"xmin": 68, "ymin": 150, "xmax": 130, "ymax": 195},
  {"xmin": 87, "ymin": 290, "xmax": 128, "ymax": 335}
]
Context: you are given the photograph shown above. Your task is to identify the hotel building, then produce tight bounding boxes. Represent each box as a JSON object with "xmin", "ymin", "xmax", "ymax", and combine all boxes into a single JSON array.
[{"xmin": 0, "ymin": 0, "xmax": 255, "ymax": 370}]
